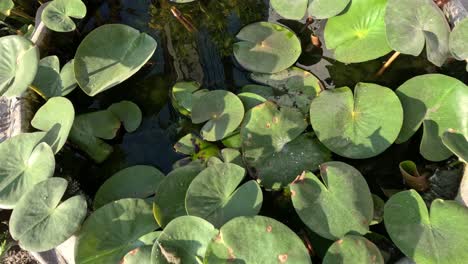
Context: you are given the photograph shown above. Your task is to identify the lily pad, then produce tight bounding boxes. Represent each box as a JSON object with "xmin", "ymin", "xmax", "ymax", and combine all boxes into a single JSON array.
[
  {"xmin": 94, "ymin": 165, "xmax": 165, "ymax": 209},
  {"xmin": 0, "ymin": 133, "xmax": 55, "ymax": 209},
  {"xmin": 0, "ymin": 35, "xmax": 39, "ymax": 98},
  {"xmin": 323, "ymin": 235, "xmax": 384, "ymax": 264},
  {"xmin": 324, "ymin": 0, "xmax": 391, "ymax": 63},
  {"xmin": 395, "ymin": 74, "xmax": 468, "ymax": 161},
  {"xmin": 204, "ymin": 216, "xmax": 311, "ymax": 263},
  {"xmin": 32, "ymin": 56, "xmax": 78, "ymax": 99},
  {"xmin": 170, "ymin": 81, "xmax": 205, "ymax": 116},
  {"xmin": 31, "ymin": 97, "xmax": 75, "ymax": 153},
  {"xmin": 385, "ymin": 0, "xmax": 450, "ymax": 66},
  {"xmin": 290, "ymin": 162, "xmax": 374, "ymax": 240},
  {"xmin": 450, "ymin": 18, "xmax": 468, "ymax": 70},
  {"xmin": 151, "ymin": 216, "xmax": 217, "ymax": 264},
  {"xmin": 75, "ymin": 198, "xmax": 159, "ymax": 264},
  {"xmin": 221, "ymin": 132, "xmax": 242, "ymax": 149},
  {"xmin": 442, "ymin": 129, "xmax": 468, "ymax": 163},
  {"xmin": 310, "ymin": 83, "xmax": 403, "ymax": 159},
  {"xmin": 174, "ymin": 133, "xmax": 219, "ymax": 161},
  {"xmin": 237, "ymin": 92, "xmax": 266, "ymax": 110},
  {"xmin": 242, "ymin": 101, "xmax": 330, "ymax": 189},
  {"xmin": 234, "ymin": 22, "xmax": 301, "ymax": 73},
  {"xmin": 241, "ymin": 84, "xmax": 275, "ymax": 98},
  {"xmin": 271, "ymin": 0, "xmax": 350, "ymax": 20},
  {"xmin": 74, "ymin": 24, "xmax": 157, "ymax": 96},
  {"xmin": 0, "ymin": 0, "xmax": 13, "ymax": 16},
  {"xmin": 384, "ymin": 190, "xmax": 468, "ymax": 264},
  {"xmin": 191, "ymin": 90, "xmax": 244, "ymax": 142},
  {"xmin": 185, "ymin": 163, "xmax": 263, "ymax": 227},
  {"xmin": 42, "ymin": 0, "xmax": 86, "ymax": 32},
  {"xmin": 108, "ymin": 101, "xmax": 142, "ymax": 132},
  {"xmin": 9, "ymin": 178, "xmax": 87, "ymax": 252},
  {"xmin": 220, "ymin": 148, "xmax": 243, "ymax": 167},
  {"xmin": 153, "ymin": 164, "xmax": 204, "ymax": 227},
  {"xmin": 123, "ymin": 232, "xmax": 161, "ymax": 264}
]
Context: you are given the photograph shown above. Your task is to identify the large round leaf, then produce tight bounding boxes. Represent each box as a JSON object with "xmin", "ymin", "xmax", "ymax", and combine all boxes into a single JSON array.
[
  {"xmin": 75, "ymin": 198, "xmax": 159, "ymax": 264},
  {"xmin": 153, "ymin": 165, "xmax": 204, "ymax": 227},
  {"xmin": 9, "ymin": 178, "xmax": 87, "ymax": 252},
  {"xmin": 107, "ymin": 101, "xmax": 142, "ymax": 133},
  {"xmin": 204, "ymin": 216, "xmax": 311, "ymax": 263},
  {"xmin": 31, "ymin": 97, "xmax": 75, "ymax": 153},
  {"xmin": 185, "ymin": 163, "xmax": 263, "ymax": 227},
  {"xmin": 324, "ymin": 0, "xmax": 391, "ymax": 63},
  {"xmin": 234, "ymin": 22, "xmax": 301, "ymax": 73},
  {"xmin": 151, "ymin": 216, "xmax": 217, "ymax": 264},
  {"xmin": 0, "ymin": 132, "xmax": 55, "ymax": 209},
  {"xmin": 290, "ymin": 162, "xmax": 374, "ymax": 240},
  {"xmin": 42, "ymin": 0, "xmax": 86, "ymax": 32},
  {"xmin": 395, "ymin": 74, "xmax": 468, "ymax": 161},
  {"xmin": 384, "ymin": 190, "xmax": 468, "ymax": 264},
  {"xmin": 241, "ymin": 101, "xmax": 331, "ymax": 189},
  {"xmin": 0, "ymin": 35, "xmax": 39, "ymax": 97},
  {"xmin": 191, "ymin": 90, "xmax": 244, "ymax": 142},
  {"xmin": 94, "ymin": 165, "xmax": 165, "ymax": 209},
  {"xmin": 271, "ymin": 0, "xmax": 350, "ymax": 20},
  {"xmin": 450, "ymin": 17, "xmax": 468, "ymax": 70},
  {"xmin": 310, "ymin": 83, "xmax": 403, "ymax": 159},
  {"xmin": 74, "ymin": 24, "xmax": 157, "ymax": 96},
  {"xmin": 385, "ymin": 0, "xmax": 450, "ymax": 66},
  {"xmin": 32, "ymin": 57, "xmax": 78, "ymax": 98},
  {"xmin": 323, "ymin": 235, "xmax": 384, "ymax": 264}
]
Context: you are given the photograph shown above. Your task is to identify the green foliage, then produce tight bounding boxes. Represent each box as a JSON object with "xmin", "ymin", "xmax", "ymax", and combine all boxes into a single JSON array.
[
  {"xmin": 174, "ymin": 133, "xmax": 220, "ymax": 161},
  {"xmin": 323, "ymin": 235, "xmax": 384, "ymax": 264},
  {"xmin": 107, "ymin": 101, "xmax": 143, "ymax": 133},
  {"xmin": 442, "ymin": 130, "xmax": 468, "ymax": 163},
  {"xmin": 170, "ymin": 81, "xmax": 205, "ymax": 117},
  {"xmin": 123, "ymin": 232, "xmax": 161, "ymax": 264},
  {"xmin": 42, "ymin": 0, "xmax": 86, "ymax": 32},
  {"xmin": 32, "ymin": 56, "xmax": 78, "ymax": 98},
  {"xmin": 384, "ymin": 190, "xmax": 468, "ymax": 264},
  {"xmin": 449, "ymin": 18, "xmax": 468, "ymax": 70},
  {"xmin": 271, "ymin": 0, "xmax": 350, "ymax": 20},
  {"xmin": 0, "ymin": 0, "xmax": 14, "ymax": 16}
]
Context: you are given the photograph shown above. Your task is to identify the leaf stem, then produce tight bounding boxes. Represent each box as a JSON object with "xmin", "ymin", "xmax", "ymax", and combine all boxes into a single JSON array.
[{"xmin": 376, "ymin": 51, "xmax": 401, "ymax": 76}]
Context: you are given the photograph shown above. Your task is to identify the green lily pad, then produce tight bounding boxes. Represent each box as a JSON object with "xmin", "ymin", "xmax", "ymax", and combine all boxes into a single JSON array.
[
  {"xmin": 271, "ymin": 0, "xmax": 350, "ymax": 20},
  {"xmin": 174, "ymin": 133, "xmax": 220, "ymax": 161},
  {"xmin": 204, "ymin": 216, "xmax": 311, "ymax": 263},
  {"xmin": 123, "ymin": 232, "xmax": 161, "ymax": 264},
  {"xmin": 0, "ymin": 35, "xmax": 39, "ymax": 98},
  {"xmin": 384, "ymin": 190, "xmax": 468, "ymax": 264},
  {"xmin": 310, "ymin": 83, "xmax": 403, "ymax": 159},
  {"xmin": 153, "ymin": 164, "xmax": 204, "ymax": 227},
  {"xmin": 75, "ymin": 198, "xmax": 159, "ymax": 264},
  {"xmin": 0, "ymin": 0, "xmax": 14, "ymax": 16},
  {"xmin": 442, "ymin": 129, "xmax": 468, "ymax": 163},
  {"xmin": 31, "ymin": 97, "xmax": 75, "ymax": 153},
  {"xmin": 74, "ymin": 24, "xmax": 157, "ymax": 96},
  {"xmin": 251, "ymin": 66, "xmax": 323, "ymax": 114},
  {"xmin": 69, "ymin": 110, "xmax": 121, "ymax": 163},
  {"xmin": 108, "ymin": 101, "xmax": 142, "ymax": 133},
  {"xmin": 290, "ymin": 162, "xmax": 374, "ymax": 240},
  {"xmin": 385, "ymin": 0, "xmax": 450, "ymax": 66},
  {"xmin": 221, "ymin": 132, "xmax": 242, "ymax": 149},
  {"xmin": 42, "ymin": 0, "xmax": 86, "ymax": 32},
  {"xmin": 151, "ymin": 216, "xmax": 217, "ymax": 264},
  {"xmin": 0, "ymin": 133, "xmax": 55, "ymax": 209},
  {"xmin": 170, "ymin": 81, "xmax": 205, "ymax": 116},
  {"xmin": 242, "ymin": 101, "xmax": 331, "ymax": 189},
  {"xmin": 395, "ymin": 74, "xmax": 468, "ymax": 161},
  {"xmin": 241, "ymin": 84, "xmax": 275, "ymax": 98},
  {"xmin": 237, "ymin": 92, "xmax": 266, "ymax": 110},
  {"xmin": 324, "ymin": 0, "xmax": 391, "ymax": 63},
  {"xmin": 32, "ymin": 56, "xmax": 78, "ymax": 99},
  {"xmin": 220, "ymin": 148, "xmax": 243, "ymax": 167},
  {"xmin": 323, "ymin": 235, "xmax": 384, "ymax": 264},
  {"xmin": 234, "ymin": 22, "xmax": 301, "ymax": 74},
  {"xmin": 9, "ymin": 178, "xmax": 87, "ymax": 252},
  {"xmin": 450, "ymin": 18, "xmax": 468, "ymax": 70},
  {"xmin": 191, "ymin": 90, "xmax": 244, "ymax": 142},
  {"xmin": 185, "ymin": 163, "xmax": 262, "ymax": 227},
  {"xmin": 94, "ymin": 165, "xmax": 165, "ymax": 209}
]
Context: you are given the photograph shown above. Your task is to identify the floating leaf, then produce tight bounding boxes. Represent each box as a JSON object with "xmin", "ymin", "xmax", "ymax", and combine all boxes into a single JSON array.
[
  {"xmin": 0, "ymin": 133, "xmax": 55, "ymax": 209},
  {"xmin": 234, "ymin": 22, "xmax": 301, "ymax": 73},
  {"xmin": 450, "ymin": 18, "xmax": 468, "ymax": 70},
  {"xmin": 442, "ymin": 129, "xmax": 468, "ymax": 163},
  {"xmin": 0, "ymin": 0, "xmax": 14, "ymax": 16},
  {"xmin": 74, "ymin": 24, "xmax": 157, "ymax": 96},
  {"xmin": 204, "ymin": 216, "xmax": 311, "ymax": 263},
  {"xmin": 395, "ymin": 74, "xmax": 468, "ymax": 161},
  {"xmin": 220, "ymin": 148, "xmax": 243, "ymax": 167},
  {"xmin": 0, "ymin": 35, "xmax": 39, "ymax": 98},
  {"xmin": 185, "ymin": 163, "xmax": 263, "ymax": 227},
  {"xmin": 108, "ymin": 101, "xmax": 142, "ymax": 132},
  {"xmin": 170, "ymin": 81, "xmax": 206, "ymax": 116},
  {"xmin": 31, "ymin": 97, "xmax": 75, "ymax": 153},
  {"xmin": 151, "ymin": 216, "xmax": 217, "ymax": 264},
  {"xmin": 399, "ymin": 160, "xmax": 429, "ymax": 191},
  {"xmin": 384, "ymin": 190, "xmax": 468, "ymax": 264},
  {"xmin": 9, "ymin": 178, "xmax": 87, "ymax": 252},
  {"xmin": 271, "ymin": 0, "xmax": 350, "ymax": 20},
  {"xmin": 241, "ymin": 84, "xmax": 275, "ymax": 98},
  {"xmin": 221, "ymin": 132, "xmax": 242, "ymax": 149},
  {"xmin": 174, "ymin": 133, "xmax": 219, "ymax": 161},
  {"xmin": 242, "ymin": 102, "xmax": 330, "ymax": 189},
  {"xmin": 237, "ymin": 92, "xmax": 266, "ymax": 110},
  {"xmin": 122, "ymin": 232, "xmax": 161, "ymax": 264},
  {"xmin": 324, "ymin": 0, "xmax": 391, "ymax": 63},
  {"xmin": 32, "ymin": 56, "xmax": 78, "ymax": 98},
  {"xmin": 310, "ymin": 83, "xmax": 403, "ymax": 159},
  {"xmin": 153, "ymin": 165, "xmax": 204, "ymax": 227},
  {"xmin": 191, "ymin": 90, "xmax": 244, "ymax": 142},
  {"xmin": 76, "ymin": 198, "xmax": 159, "ymax": 264},
  {"xmin": 42, "ymin": 0, "xmax": 86, "ymax": 32},
  {"xmin": 323, "ymin": 235, "xmax": 384, "ymax": 264},
  {"xmin": 385, "ymin": 0, "xmax": 450, "ymax": 66},
  {"xmin": 291, "ymin": 162, "xmax": 374, "ymax": 240},
  {"xmin": 94, "ymin": 165, "xmax": 165, "ymax": 209}
]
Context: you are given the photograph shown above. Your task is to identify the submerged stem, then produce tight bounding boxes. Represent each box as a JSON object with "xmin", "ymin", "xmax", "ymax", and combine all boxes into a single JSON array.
[{"xmin": 376, "ymin": 51, "xmax": 401, "ymax": 76}]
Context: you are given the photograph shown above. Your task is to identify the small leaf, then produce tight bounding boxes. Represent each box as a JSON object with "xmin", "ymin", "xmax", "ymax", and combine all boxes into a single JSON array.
[
  {"xmin": 442, "ymin": 129, "xmax": 468, "ymax": 163},
  {"xmin": 399, "ymin": 160, "xmax": 429, "ymax": 191},
  {"xmin": 42, "ymin": 0, "xmax": 87, "ymax": 32},
  {"xmin": 108, "ymin": 101, "xmax": 142, "ymax": 133},
  {"xmin": 0, "ymin": 0, "xmax": 14, "ymax": 16},
  {"xmin": 450, "ymin": 18, "xmax": 468, "ymax": 70}
]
